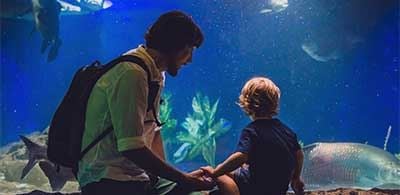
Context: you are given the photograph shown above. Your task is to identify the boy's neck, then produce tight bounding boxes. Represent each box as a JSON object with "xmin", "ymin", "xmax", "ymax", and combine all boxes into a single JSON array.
[{"xmin": 251, "ymin": 116, "xmax": 273, "ymax": 121}]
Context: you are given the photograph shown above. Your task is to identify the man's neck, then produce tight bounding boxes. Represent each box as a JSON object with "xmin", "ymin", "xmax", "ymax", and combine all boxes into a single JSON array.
[{"xmin": 145, "ymin": 47, "xmax": 168, "ymax": 72}]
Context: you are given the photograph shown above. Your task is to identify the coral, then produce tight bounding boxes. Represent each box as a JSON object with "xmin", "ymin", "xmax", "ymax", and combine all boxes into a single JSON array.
[{"xmin": 173, "ymin": 93, "xmax": 231, "ymax": 167}]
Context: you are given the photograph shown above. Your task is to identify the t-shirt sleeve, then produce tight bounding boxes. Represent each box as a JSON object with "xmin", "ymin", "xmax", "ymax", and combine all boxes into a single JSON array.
[
  {"xmin": 281, "ymin": 121, "xmax": 301, "ymax": 152},
  {"xmin": 235, "ymin": 128, "xmax": 257, "ymax": 154},
  {"xmin": 291, "ymin": 132, "xmax": 301, "ymax": 152},
  {"xmin": 106, "ymin": 66, "xmax": 148, "ymax": 152}
]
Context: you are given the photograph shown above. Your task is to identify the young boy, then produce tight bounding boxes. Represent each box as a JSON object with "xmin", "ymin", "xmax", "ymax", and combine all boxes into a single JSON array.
[{"xmin": 202, "ymin": 77, "xmax": 305, "ymax": 195}]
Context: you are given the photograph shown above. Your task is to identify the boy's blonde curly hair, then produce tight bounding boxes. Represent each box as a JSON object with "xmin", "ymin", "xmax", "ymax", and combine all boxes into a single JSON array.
[{"xmin": 238, "ymin": 77, "xmax": 281, "ymax": 118}]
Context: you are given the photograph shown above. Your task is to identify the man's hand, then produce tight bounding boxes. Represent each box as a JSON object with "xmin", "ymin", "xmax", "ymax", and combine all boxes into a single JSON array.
[
  {"xmin": 180, "ymin": 172, "xmax": 215, "ymax": 191},
  {"xmin": 189, "ymin": 169, "xmax": 215, "ymax": 183},
  {"xmin": 291, "ymin": 177, "xmax": 305, "ymax": 195}
]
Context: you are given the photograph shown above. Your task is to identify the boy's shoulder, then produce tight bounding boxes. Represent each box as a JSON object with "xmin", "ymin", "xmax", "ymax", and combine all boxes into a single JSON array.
[
  {"xmin": 247, "ymin": 118, "xmax": 283, "ymax": 128},
  {"xmin": 248, "ymin": 118, "xmax": 297, "ymax": 135}
]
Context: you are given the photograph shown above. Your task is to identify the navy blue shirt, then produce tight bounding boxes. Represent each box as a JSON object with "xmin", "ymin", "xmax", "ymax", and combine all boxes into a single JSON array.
[{"xmin": 235, "ymin": 118, "xmax": 301, "ymax": 194}]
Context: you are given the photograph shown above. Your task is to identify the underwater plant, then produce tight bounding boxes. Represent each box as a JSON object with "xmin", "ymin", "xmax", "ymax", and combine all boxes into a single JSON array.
[
  {"xmin": 173, "ymin": 93, "xmax": 231, "ymax": 167},
  {"xmin": 159, "ymin": 92, "xmax": 178, "ymax": 145},
  {"xmin": 298, "ymin": 140, "xmax": 304, "ymax": 148},
  {"xmin": 159, "ymin": 92, "xmax": 178, "ymax": 161},
  {"xmin": 383, "ymin": 125, "xmax": 392, "ymax": 151}
]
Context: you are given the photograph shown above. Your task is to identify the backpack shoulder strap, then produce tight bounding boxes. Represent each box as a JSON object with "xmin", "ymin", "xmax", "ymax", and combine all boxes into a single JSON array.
[
  {"xmin": 79, "ymin": 126, "xmax": 113, "ymax": 160},
  {"xmin": 113, "ymin": 55, "xmax": 152, "ymax": 82}
]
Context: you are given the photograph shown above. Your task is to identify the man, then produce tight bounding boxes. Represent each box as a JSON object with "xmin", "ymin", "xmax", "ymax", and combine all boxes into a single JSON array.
[{"xmin": 78, "ymin": 11, "xmax": 212, "ymax": 195}]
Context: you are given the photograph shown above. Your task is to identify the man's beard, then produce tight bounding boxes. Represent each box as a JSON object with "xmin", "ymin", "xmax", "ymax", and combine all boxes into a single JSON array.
[
  {"xmin": 166, "ymin": 58, "xmax": 179, "ymax": 77},
  {"xmin": 166, "ymin": 65, "xmax": 178, "ymax": 77}
]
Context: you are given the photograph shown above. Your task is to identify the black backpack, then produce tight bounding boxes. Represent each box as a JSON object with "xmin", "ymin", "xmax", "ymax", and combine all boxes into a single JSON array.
[{"xmin": 47, "ymin": 55, "xmax": 162, "ymax": 174}]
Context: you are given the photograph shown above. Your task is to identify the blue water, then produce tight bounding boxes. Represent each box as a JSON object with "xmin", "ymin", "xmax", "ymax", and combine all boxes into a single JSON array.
[{"xmin": 1, "ymin": 0, "xmax": 399, "ymax": 168}]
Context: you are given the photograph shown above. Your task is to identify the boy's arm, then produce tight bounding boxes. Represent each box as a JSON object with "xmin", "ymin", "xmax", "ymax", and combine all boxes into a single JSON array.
[
  {"xmin": 210, "ymin": 152, "xmax": 248, "ymax": 177},
  {"xmin": 201, "ymin": 127, "xmax": 253, "ymax": 177},
  {"xmin": 291, "ymin": 149, "xmax": 305, "ymax": 195},
  {"xmin": 292, "ymin": 149, "xmax": 304, "ymax": 179}
]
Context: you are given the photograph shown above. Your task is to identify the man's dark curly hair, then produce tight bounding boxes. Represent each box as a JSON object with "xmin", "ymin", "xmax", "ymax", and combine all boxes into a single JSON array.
[{"xmin": 145, "ymin": 11, "xmax": 204, "ymax": 54}]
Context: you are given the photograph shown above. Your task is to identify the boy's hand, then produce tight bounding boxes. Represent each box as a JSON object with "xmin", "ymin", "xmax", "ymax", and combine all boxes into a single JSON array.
[
  {"xmin": 291, "ymin": 177, "xmax": 305, "ymax": 195},
  {"xmin": 189, "ymin": 169, "xmax": 215, "ymax": 183},
  {"xmin": 200, "ymin": 166, "xmax": 215, "ymax": 177},
  {"xmin": 189, "ymin": 169, "xmax": 205, "ymax": 177}
]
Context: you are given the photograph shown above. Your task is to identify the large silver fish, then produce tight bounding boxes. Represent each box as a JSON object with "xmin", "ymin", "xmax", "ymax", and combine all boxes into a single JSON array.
[{"xmin": 302, "ymin": 143, "xmax": 400, "ymax": 190}]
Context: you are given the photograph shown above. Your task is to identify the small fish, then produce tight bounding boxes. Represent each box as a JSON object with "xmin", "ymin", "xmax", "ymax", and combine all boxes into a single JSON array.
[
  {"xmin": 260, "ymin": 0, "xmax": 288, "ymax": 14},
  {"xmin": 20, "ymin": 135, "xmax": 75, "ymax": 191},
  {"xmin": 301, "ymin": 41, "xmax": 341, "ymax": 62},
  {"xmin": 301, "ymin": 35, "xmax": 362, "ymax": 62}
]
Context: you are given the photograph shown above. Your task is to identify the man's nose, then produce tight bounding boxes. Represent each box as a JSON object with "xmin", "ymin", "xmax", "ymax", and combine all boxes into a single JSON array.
[{"xmin": 187, "ymin": 53, "xmax": 193, "ymax": 64}]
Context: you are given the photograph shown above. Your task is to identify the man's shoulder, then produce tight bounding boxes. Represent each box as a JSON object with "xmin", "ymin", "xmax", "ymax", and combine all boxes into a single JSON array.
[
  {"xmin": 103, "ymin": 57, "xmax": 148, "ymax": 79},
  {"xmin": 93, "ymin": 59, "xmax": 148, "ymax": 92}
]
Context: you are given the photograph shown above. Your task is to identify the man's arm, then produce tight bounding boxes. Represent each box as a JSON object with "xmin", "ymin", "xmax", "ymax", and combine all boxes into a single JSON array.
[
  {"xmin": 122, "ymin": 146, "xmax": 183, "ymax": 182},
  {"xmin": 151, "ymin": 130, "xmax": 166, "ymax": 160},
  {"xmin": 122, "ymin": 146, "xmax": 214, "ymax": 191}
]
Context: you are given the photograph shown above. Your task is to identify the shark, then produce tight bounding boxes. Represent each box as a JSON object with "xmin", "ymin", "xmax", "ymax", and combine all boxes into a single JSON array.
[
  {"xmin": 0, "ymin": 0, "xmax": 111, "ymax": 62},
  {"xmin": 20, "ymin": 135, "xmax": 75, "ymax": 191},
  {"xmin": 0, "ymin": 0, "xmax": 62, "ymax": 62},
  {"xmin": 32, "ymin": 0, "xmax": 62, "ymax": 62}
]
